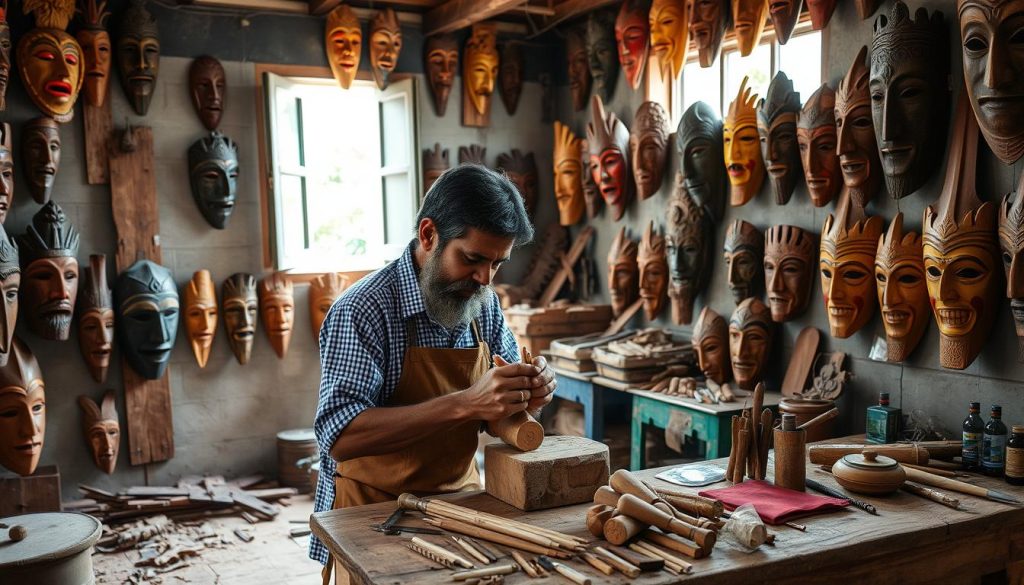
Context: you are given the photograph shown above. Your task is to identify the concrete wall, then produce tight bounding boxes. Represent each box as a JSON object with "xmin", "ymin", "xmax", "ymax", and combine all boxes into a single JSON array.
[{"xmin": 556, "ymin": 0, "xmax": 1024, "ymax": 441}]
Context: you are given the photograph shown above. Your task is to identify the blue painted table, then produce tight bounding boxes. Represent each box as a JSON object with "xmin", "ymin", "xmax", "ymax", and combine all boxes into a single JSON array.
[{"xmin": 551, "ymin": 369, "xmax": 632, "ymax": 441}]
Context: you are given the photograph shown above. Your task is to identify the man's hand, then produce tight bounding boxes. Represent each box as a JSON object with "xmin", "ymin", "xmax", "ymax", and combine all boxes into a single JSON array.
[
  {"xmin": 526, "ymin": 355, "xmax": 556, "ymax": 416},
  {"xmin": 460, "ymin": 359, "xmax": 539, "ymax": 422}
]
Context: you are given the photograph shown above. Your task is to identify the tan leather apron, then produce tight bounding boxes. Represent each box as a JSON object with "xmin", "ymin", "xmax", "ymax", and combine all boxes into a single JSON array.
[{"xmin": 323, "ymin": 320, "xmax": 489, "ymax": 584}]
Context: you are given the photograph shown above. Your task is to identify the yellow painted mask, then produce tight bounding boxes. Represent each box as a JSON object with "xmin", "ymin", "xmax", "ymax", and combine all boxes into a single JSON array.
[
  {"xmin": 649, "ymin": 0, "xmax": 688, "ymax": 81},
  {"xmin": 463, "ymin": 23, "xmax": 499, "ymax": 117},
  {"xmin": 184, "ymin": 269, "xmax": 217, "ymax": 369},
  {"xmin": 819, "ymin": 192, "xmax": 883, "ymax": 339},
  {"xmin": 325, "ymin": 4, "xmax": 361, "ymax": 90},
  {"xmin": 724, "ymin": 76, "xmax": 764, "ymax": 206},
  {"xmin": 553, "ymin": 121, "xmax": 584, "ymax": 226},
  {"xmin": 875, "ymin": 213, "xmax": 929, "ymax": 362},
  {"xmin": 17, "ymin": 29, "xmax": 83, "ymax": 123}
]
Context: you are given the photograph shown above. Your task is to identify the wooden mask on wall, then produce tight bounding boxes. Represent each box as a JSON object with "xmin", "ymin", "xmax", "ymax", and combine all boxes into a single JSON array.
[
  {"xmin": 807, "ymin": 0, "xmax": 838, "ymax": 30},
  {"xmin": 819, "ymin": 192, "xmax": 883, "ymax": 338},
  {"xmin": 566, "ymin": 26, "xmax": 591, "ymax": 112},
  {"xmin": 724, "ymin": 219, "xmax": 762, "ymax": 304},
  {"xmin": 797, "ymin": 83, "xmax": 841, "ymax": 208},
  {"xmin": 77, "ymin": 0, "xmax": 111, "ymax": 108},
  {"xmin": 0, "ymin": 123, "xmax": 12, "ymax": 224},
  {"xmin": 607, "ymin": 227, "xmax": 638, "ymax": 317},
  {"xmin": 458, "ymin": 144, "xmax": 486, "ymax": 166},
  {"xmin": 309, "ymin": 272, "xmax": 348, "ymax": 341},
  {"xmin": 836, "ymin": 46, "xmax": 881, "ymax": 208},
  {"xmin": 678, "ymin": 101, "xmax": 725, "ymax": 221},
  {"xmin": 876, "ymin": 213, "xmax": 929, "ymax": 362},
  {"xmin": 463, "ymin": 22, "xmax": 498, "ymax": 126},
  {"xmin": 587, "ymin": 9, "xmax": 619, "ymax": 102},
  {"xmin": 587, "ymin": 95, "xmax": 632, "ymax": 221},
  {"xmin": 0, "ymin": 224, "xmax": 16, "ymax": 368},
  {"xmin": 422, "ymin": 143, "xmax": 449, "ymax": 195},
  {"xmin": 856, "ymin": 0, "xmax": 881, "ymax": 19},
  {"xmin": 259, "ymin": 272, "xmax": 294, "ymax": 359},
  {"xmin": 18, "ymin": 201, "xmax": 79, "ymax": 341},
  {"xmin": 553, "ymin": 121, "xmax": 584, "ymax": 226},
  {"xmin": 870, "ymin": 1, "xmax": 949, "ymax": 200},
  {"xmin": 222, "ymin": 273, "xmax": 258, "ymax": 365},
  {"xmin": 188, "ymin": 131, "xmax": 239, "ymax": 230},
  {"xmin": 764, "ymin": 224, "xmax": 816, "ymax": 322},
  {"xmin": 499, "ymin": 42, "xmax": 523, "ymax": 115},
  {"xmin": 666, "ymin": 181, "xmax": 710, "ymax": 325},
  {"xmin": 325, "ymin": 4, "xmax": 360, "ymax": 90},
  {"xmin": 959, "ymin": 0, "xmax": 1024, "ymax": 164},
  {"xmin": 649, "ymin": 0, "xmax": 689, "ymax": 80},
  {"xmin": 114, "ymin": 260, "xmax": 178, "ymax": 379},
  {"xmin": 639, "ymin": 221, "xmax": 668, "ymax": 321},
  {"xmin": 369, "ymin": 8, "xmax": 401, "ymax": 90},
  {"xmin": 189, "ymin": 56, "xmax": 225, "ymax": 131},
  {"xmin": 630, "ymin": 101, "xmax": 669, "ymax": 200},
  {"xmin": 0, "ymin": 338, "xmax": 44, "ymax": 476},
  {"xmin": 769, "ymin": 0, "xmax": 803, "ymax": 44},
  {"xmin": 79, "ymin": 254, "xmax": 113, "ymax": 383},
  {"xmin": 689, "ymin": 0, "xmax": 727, "ymax": 68},
  {"xmin": 1000, "ymin": 173, "xmax": 1024, "ymax": 360},
  {"xmin": 757, "ymin": 71, "xmax": 802, "ymax": 206},
  {"xmin": 497, "ymin": 150, "xmax": 538, "ymax": 216},
  {"xmin": 116, "ymin": 0, "xmax": 159, "ymax": 116},
  {"xmin": 22, "ymin": 117, "xmax": 60, "ymax": 205},
  {"xmin": 581, "ymin": 138, "xmax": 602, "ymax": 218},
  {"xmin": 732, "ymin": 0, "xmax": 767, "ymax": 57},
  {"xmin": 425, "ymin": 34, "xmax": 457, "ymax": 116},
  {"xmin": 724, "ymin": 76, "xmax": 764, "ymax": 207},
  {"xmin": 184, "ymin": 269, "xmax": 217, "ymax": 368},
  {"xmin": 615, "ymin": 0, "xmax": 649, "ymax": 91},
  {"xmin": 922, "ymin": 98, "xmax": 1000, "ymax": 370},
  {"xmin": 693, "ymin": 306, "xmax": 729, "ymax": 384},
  {"xmin": 18, "ymin": 0, "xmax": 83, "ymax": 122},
  {"xmin": 729, "ymin": 297, "xmax": 772, "ymax": 390},
  {"xmin": 78, "ymin": 390, "xmax": 118, "ymax": 474}
]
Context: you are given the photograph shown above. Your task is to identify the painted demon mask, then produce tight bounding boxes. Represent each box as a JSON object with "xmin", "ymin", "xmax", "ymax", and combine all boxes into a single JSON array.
[
  {"xmin": 222, "ymin": 273, "xmax": 258, "ymax": 365},
  {"xmin": 369, "ymin": 8, "xmax": 401, "ymax": 90},
  {"xmin": 425, "ymin": 34, "xmax": 458, "ymax": 117},
  {"xmin": 649, "ymin": 0, "xmax": 688, "ymax": 80},
  {"xmin": 732, "ymin": 0, "xmax": 767, "ymax": 56},
  {"xmin": 114, "ymin": 260, "xmax": 178, "ymax": 380},
  {"xmin": 259, "ymin": 272, "xmax": 294, "ymax": 359},
  {"xmin": 876, "ymin": 213, "xmax": 929, "ymax": 362},
  {"xmin": 798, "ymin": 83, "xmax": 841, "ymax": 207},
  {"xmin": 729, "ymin": 297, "xmax": 772, "ymax": 390},
  {"xmin": 497, "ymin": 150, "xmax": 538, "ymax": 216},
  {"xmin": 184, "ymin": 269, "xmax": 217, "ymax": 368},
  {"xmin": 78, "ymin": 254, "xmax": 113, "ymax": 384},
  {"xmin": 22, "ymin": 117, "xmax": 60, "ymax": 206},
  {"xmin": 567, "ymin": 26, "xmax": 592, "ymax": 112},
  {"xmin": 463, "ymin": 23, "xmax": 498, "ymax": 117},
  {"xmin": 757, "ymin": 71, "xmax": 802, "ymax": 206},
  {"xmin": 189, "ymin": 55, "xmax": 225, "ymax": 131},
  {"xmin": 819, "ymin": 193, "xmax": 884, "ymax": 338},
  {"xmin": 188, "ymin": 131, "xmax": 239, "ymax": 230},
  {"xmin": 666, "ymin": 181, "xmax": 710, "ymax": 325},
  {"xmin": 764, "ymin": 224, "xmax": 816, "ymax": 322},
  {"xmin": 607, "ymin": 227, "xmax": 639, "ymax": 317},
  {"xmin": 724, "ymin": 219, "xmax": 762, "ymax": 304},
  {"xmin": 18, "ymin": 201, "xmax": 79, "ymax": 341},
  {"xmin": 78, "ymin": 391, "xmax": 118, "ymax": 474},
  {"xmin": 18, "ymin": 0, "xmax": 83, "ymax": 122},
  {"xmin": 77, "ymin": 0, "xmax": 111, "ymax": 108},
  {"xmin": 724, "ymin": 76, "xmax": 764, "ymax": 207},
  {"xmin": 693, "ymin": 306, "xmax": 729, "ymax": 384},
  {"xmin": 587, "ymin": 95, "xmax": 632, "ymax": 221},
  {"xmin": 639, "ymin": 221, "xmax": 668, "ymax": 321},
  {"xmin": 836, "ymin": 46, "xmax": 882, "ymax": 208},
  {"xmin": 423, "ymin": 143, "xmax": 449, "ymax": 195},
  {"xmin": 309, "ymin": 272, "xmax": 348, "ymax": 341},
  {"xmin": 0, "ymin": 339, "xmax": 44, "ymax": 476},
  {"xmin": 630, "ymin": 101, "xmax": 670, "ymax": 200},
  {"xmin": 499, "ymin": 42, "xmax": 523, "ymax": 115},
  {"xmin": 615, "ymin": 0, "xmax": 649, "ymax": 90},
  {"xmin": 553, "ymin": 121, "xmax": 585, "ymax": 226},
  {"xmin": 116, "ymin": 0, "xmax": 159, "ymax": 116},
  {"xmin": 325, "ymin": 4, "xmax": 360, "ymax": 90},
  {"xmin": 587, "ymin": 8, "xmax": 619, "ymax": 102},
  {"xmin": 690, "ymin": 0, "xmax": 728, "ymax": 68},
  {"xmin": 678, "ymin": 101, "xmax": 725, "ymax": 221}
]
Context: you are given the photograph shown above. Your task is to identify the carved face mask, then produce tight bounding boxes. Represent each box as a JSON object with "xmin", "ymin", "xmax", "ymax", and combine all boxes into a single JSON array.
[
  {"xmin": 1001, "ymin": 172, "xmax": 1024, "ymax": 360},
  {"xmin": 922, "ymin": 98, "xmax": 1000, "ymax": 370},
  {"xmin": 309, "ymin": 272, "xmax": 348, "ymax": 341},
  {"xmin": 423, "ymin": 143, "xmax": 449, "ymax": 195},
  {"xmin": 587, "ymin": 95, "xmax": 632, "ymax": 221},
  {"xmin": 607, "ymin": 227, "xmax": 639, "ymax": 316},
  {"xmin": 639, "ymin": 221, "xmax": 668, "ymax": 321},
  {"xmin": 870, "ymin": 1, "xmax": 949, "ymax": 199},
  {"xmin": 960, "ymin": 0, "xmax": 1024, "ymax": 164},
  {"xmin": 678, "ymin": 102, "xmax": 725, "ymax": 221},
  {"xmin": 857, "ymin": 0, "xmax": 881, "ymax": 19},
  {"xmin": 876, "ymin": 213, "xmax": 929, "ymax": 362},
  {"xmin": 223, "ymin": 273, "xmax": 258, "ymax": 365},
  {"xmin": 649, "ymin": 0, "xmax": 689, "ymax": 80},
  {"xmin": 729, "ymin": 297, "xmax": 772, "ymax": 390},
  {"xmin": 764, "ymin": 224, "xmax": 816, "ymax": 322},
  {"xmin": 497, "ymin": 150, "xmax": 538, "ymax": 216},
  {"xmin": 724, "ymin": 219, "xmax": 763, "ymax": 304},
  {"xmin": 587, "ymin": 9, "xmax": 619, "ymax": 102},
  {"xmin": 690, "ymin": 0, "xmax": 727, "ymax": 68},
  {"xmin": 0, "ymin": 123, "xmax": 11, "ymax": 224},
  {"xmin": 116, "ymin": 0, "xmax": 159, "ymax": 116},
  {"xmin": 819, "ymin": 193, "xmax": 884, "ymax": 338},
  {"xmin": 553, "ymin": 122, "xmax": 585, "ymax": 226},
  {"xmin": 807, "ymin": 0, "xmax": 838, "ymax": 29},
  {"xmin": 836, "ymin": 46, "xmax": 882, "ymax": 208},
  {"xmin": 724, "ymin": 76, "xmax": 765, "ymax": 207},
  {"xmin": 0, "ymin": 13, "xmax": 9, "ymax": 111},
  {"xmin": 425, "ymin": 35, "xmax": 458, "ymax": 116},
  {"xmin": 368, "ymin": 8, "xmax": 401, "ymax": 90},
  {"xmin": 464, "ymin": 23, "xmax": 499, "ymax": 117},
  {"xmin": 798, "ymin": 84, "xmax": 841, "ymax": 207},
  {"xmin": 184, "ymin": 269, "xmax": 217, "ymax": 368},
  {"xmin": 114, "ymin": 260, "xmax": 178, "ymax": 380},
  {"xmin": 567, "ymin": 26, "xmax": 592, "ymax": 112},
  {"xmin": 325, "ymin": 4, "xmax": 360, "ymax": 90},
  {"xmin": 22, "ymin": 118, "xmax": 60, "ymax": 206},
  {"xmin": 78, "ymin": 391, "xmax": 118, "ymax": 474},
  {"xmin": 769, "ymin": 0, "xmax": 803, "ymax": 44},
  {"xmin": 458, "ymin": 144, "xmax": 486, "ymax": 166},
  {"xmin": 630, "ymin": 102, "xmax": 669, "ymax": 200},
  {"xmin": 732, "ymin": 0, "xmax": 767, "ymax": 56},
  {"xmin": 18, "ymin": 202, "xmax": 79, "ymax": 341},
  {"xmin": 77, "ymin": 0, "xmax": 111, "ymax": 109},
  {"xmin": 78, "ymin": 255, "xmax": 113, "ymax": 384},
  {"xmin": 499, "ymin": 43, "xmax": 523, "ymax": 115},
  {"xmin": 259, "ymin": 273, "xmax": 294, "ymax": 359},
  {"xmin": 0, "ymin": 339, "xmax": 44, "ymax": 477},
  {"xmin": 615, "ymin": 0, "xmax": 649, "ymax": 91},
  {"xmin": 17, "ymin": 29, "xmax": 83, "ymax": 123},
  {"xmin": 581, "ymin": 138, "xmax": 602, "ymax": 218},
  {"xmin": 189, "ymin": 131, "xmax": 239, "ymax": 230},
  {"xmin": 757, "ymin": 71, "xmax": 802, "ymax": 206},
  {"xmin": 189, "ymin": 56, "xmax": 225, "ymax": 131},
  {"xmin": 666, "ymin": 182, "xmax": 710, "ymax": 325},
  {"xmin": 693, "ymin": 306, "xmax": 729, "ymax": 384}
]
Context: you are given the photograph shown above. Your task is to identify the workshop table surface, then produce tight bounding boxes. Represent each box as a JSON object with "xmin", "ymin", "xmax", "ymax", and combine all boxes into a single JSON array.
[{"xmin": 311, "ymin": 444, "xmax": 1024, "ymax": 585}]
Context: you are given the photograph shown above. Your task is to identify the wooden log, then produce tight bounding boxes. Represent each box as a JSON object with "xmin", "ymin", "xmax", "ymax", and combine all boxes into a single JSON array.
[
  {"xmin": 734, "ymin": 420, "xmax": 750, "ymax": 484},
  {"xmin": 603, "ymin": 513, "xmax": 648, "ymax": 545},
  {"xmin": 808, "ymin": 444, "xmax": 930, "ymax": 466},
  {"xmin": 484, "ymin": 436, "xmax": 608, "ymax": 511}
]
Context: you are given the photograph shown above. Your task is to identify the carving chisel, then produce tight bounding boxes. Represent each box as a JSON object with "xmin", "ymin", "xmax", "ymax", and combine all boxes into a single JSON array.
[{"xmin": 806, "ymin": 478, "xmax": 878, "ymax": 515}]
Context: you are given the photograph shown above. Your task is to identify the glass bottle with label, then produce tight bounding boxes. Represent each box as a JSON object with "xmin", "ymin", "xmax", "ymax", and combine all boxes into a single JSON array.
[
  {"xmin": 982, "ymin": 405, "xmax": 1008, "ymax": 477},
  {"xmin": 866, "ymin": 392, "xmax": 900, "ymax": 444},
  {"xmin": 1006, "ymin": 426, "xmax": 1024, "ymax": 485},
  {"xmin": 962, "ymin": 402, "xmax": 984, "ymax": 471}
]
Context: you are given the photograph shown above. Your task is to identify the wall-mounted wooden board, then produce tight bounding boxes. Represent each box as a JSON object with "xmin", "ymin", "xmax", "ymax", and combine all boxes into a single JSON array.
[{"xmin": 83, "ymin": 100, "xmax": 112, "ymax": 184}]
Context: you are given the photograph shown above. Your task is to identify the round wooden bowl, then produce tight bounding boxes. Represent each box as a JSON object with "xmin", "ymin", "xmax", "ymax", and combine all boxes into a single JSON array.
[{"xmin": 832, "ymin": 450, "xmax": 906, "ymax": 495}]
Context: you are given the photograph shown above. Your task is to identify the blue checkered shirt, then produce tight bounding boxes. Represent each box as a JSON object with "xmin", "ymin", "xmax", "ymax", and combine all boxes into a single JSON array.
[{"xmin": 309, "ymin": 241, "xmax": 520, "ymax": 564}]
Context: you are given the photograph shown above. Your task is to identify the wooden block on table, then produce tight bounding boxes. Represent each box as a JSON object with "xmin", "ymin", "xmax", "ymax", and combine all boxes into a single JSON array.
[
  {"xmin": 484, "ymin": 435, "xmax": 609, "ymax": 511},
  {"xmin": 0, "ymin": 465, "xmax": 61, "ymax": 516}
]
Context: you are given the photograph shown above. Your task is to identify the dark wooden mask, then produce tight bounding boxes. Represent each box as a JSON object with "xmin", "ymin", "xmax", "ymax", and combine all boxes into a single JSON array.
[
  {"xmin": 497, "ymin": 149, "xmax": 538, "ymax": 216},
  {"xmin": 797, "ymin": 83, "xmax": 841, "ymax": 207},
  {"xmin": 836, "ymin": 46, "xmax": 881, "ymax": 208},
  {"xmin": 21, "ymin": 117, "xmax": 60, "ymax": 206},
  {"xmin": 79, "ymin": 254, "xmax": 113, "ymax": 383},
  {"xmin": 369, "ymin": 8, "xmax": 402, "ymax": 90},
  {"xmin": 567, "ymin": 26, "xmax": 591, "ymax": 112},
  {"xmin": 114, "ymin": 260, "xmax": 179, "ymax": 380},
  {"xmin": 77, "ymin": 0, "xmax": 111, "ymax": 109},
  {"xmin": 587, "ymin": 8, "xmax": 619, "ymax": 102},
  {"xmin": 499, "ymin": 42, "xmax": 523, "ymax": 115},
  {"xmin": 189, "ymin": 56, "xmax": 225, "ymax": 131},
  {"xmin": 1001, "ymin": 170, "xmax": 1024, "ymax": 360},
  {"xmin": 807, "ymin": 0, "xmax": 838, "ymax": 29},
  {"xmin": 116, "ymin": 0, "xmax": 159, "ymax": 116},
  {"xmin": 666, "ymin": 180, "xmax": 711, "ymax": 325},
  {"xmin": 78, "ymin": 391, "xmax": 119, "ymax": 474},
  {"xmin": 222, "ymin": 273, "xmax": 258, "ymax": 366},
  {"xmin": 757, "ymin": 71, "xmax": 802, "ymax": 206},
  {"xmin": 724, "ymin": 219, "xmax": 762, "ymax": 304},
  {"xmin": 689, "ymin": 0, "xmax": 727, "ymax": 68},
  {"xmin": 769, "ymin": 0, "xmax": 803, "ymax": 44},
  {"xmin": 425, "ymin": 34, "xmax": 458, "ymax": 116},
  {"xmin": 423, "ymin": 143, "xmax": 449, "ymax": 195},
  {"xmin": 678, "ymin": 101, "xmax": 725, "ymax": 221},
  {"xmin": 18, "ymin": 201, "xmax": 79, "ymax": 341}
]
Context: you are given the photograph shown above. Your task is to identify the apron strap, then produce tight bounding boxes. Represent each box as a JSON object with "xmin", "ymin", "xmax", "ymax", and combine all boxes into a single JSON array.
[
  {"xmin": 469, "ymin": 319, "xmax": 481, "ymax": 346},
  {"xmin": 405, "ymin": 318, "xmax": 418, "ymax": 348}
]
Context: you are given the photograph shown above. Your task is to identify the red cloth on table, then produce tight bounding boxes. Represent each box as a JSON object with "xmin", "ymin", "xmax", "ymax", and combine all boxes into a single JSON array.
[{"xmin": 698, "ymin": 480, "xmax": 850, "ymax": 525}]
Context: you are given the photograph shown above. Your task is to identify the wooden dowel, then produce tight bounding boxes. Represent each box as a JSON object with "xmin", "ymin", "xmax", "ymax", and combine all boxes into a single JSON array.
[
  {"xmin": 758, "ymin": 408, "xmax": 773, "ymax": 480},
  {"xmin": 451, "ymin": 562, "xmax": 518, "ymax": 581},
  {"xmin": 592, "ymin": 546, "xmax": 640, "ymax": 579},
  {"xmin": 748, "ymin": 383, "xmax": 765, "ymax": 478},
  {"xmin": 586, "ymin": 505, "xmax": 614, "ymax": 538},
  {"xmin": 603, "ymin": 513, "xmax": 648, "ymax": 545},
  {"xmin": 902, "ymin": 463, "xmax": 958, "ymax": 478},
  {"xmin": 630, "ymin": 541, "xmax": 693, "ymax": 574},
  {"xmin": 901, "ymin": 481, "xmax": 960, "ymax": 509},
  {"xmin": 466, "ymin": 537, "xmax": 497, "ymax": 563},
  {"xmin": 422, "ymin": 517, "xmax": 572, "ymax": 559},
  {"xmin": 644, "ymin": 482, "xmax": 724, "ymax": 519},
  {"xmin": 616, "ymin": 494, "xmax": 716, "ymax": 550},
  {"xmin": 453, "ymin": 536, "xmax": 490, "ymax": 565},
  {"xmin": 487, "ymin": 412, "xmax": 544, "ymax": 452},
  {"xmin": 411, "ymin": 536, "xmax": 474, "ymax": 569},
  {"xmin": 902, "ymin": 467, "xmax": 994, "ymax": 500},
  {"xmin": 510, "ymin": 550, "xmax": 539, "ymax": 578},
  {"xmin": 796, "ymin": 407, "xmax": 838, "ymax": 432},
  {"xmin": 807, "ymin": 445, "xmax": 930, "ymax": 466},
  {"xmin": 734, "ymin": 421, "xmax": 750, "ymax": 483},
  {"xmin": 579, "ymin": 551, "xmax": 615, "ymax": 576},
  {"xmin": 726, "ymin": 415, "xmax": 739, "ymax": 480},
  {"xmin": 641, "ymin": 530, "xmax": 705, "ymax": 559}
]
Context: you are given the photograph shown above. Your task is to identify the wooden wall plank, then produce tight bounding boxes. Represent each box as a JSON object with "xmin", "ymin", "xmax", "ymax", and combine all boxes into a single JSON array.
[{"xmin": 83, "ymin": 99, "xmax": 113, "ymax": 185}]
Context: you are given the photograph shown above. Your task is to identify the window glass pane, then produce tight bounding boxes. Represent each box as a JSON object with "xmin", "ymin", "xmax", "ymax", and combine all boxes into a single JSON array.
[
  {"xmin": 273, "ymin": 87, "xmax": 302, "ymax": 170},
  {"xmin": 778, "ymin": 31, "xmax": 822, "ymax": 98},
  {"xmin": 681, "ymin": 59, "xmax": 722, "ymax": 117},
  {"xmin": 380, "ymin": 95, "xmax": 409, "ymax": 168},
  {"xmin": 383, "ymin": 173, "xmax": 414, "ymax": 244},
  {"xmin": 724, "ymin": 41, "xmax": 771, "ymax": 105},
  {"xmin": 278, "ymin": 173, "xmax": 307, "ymax": 263}
]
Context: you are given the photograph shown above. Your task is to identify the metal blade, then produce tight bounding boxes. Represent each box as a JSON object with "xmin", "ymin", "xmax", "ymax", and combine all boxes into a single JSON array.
[{"xmin": 986, "ymin": 490, "xmax": 1021, "ymax": 505}]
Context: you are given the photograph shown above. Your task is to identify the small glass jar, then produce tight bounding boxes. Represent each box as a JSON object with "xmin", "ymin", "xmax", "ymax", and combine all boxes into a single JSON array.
[{"xmin": 1006, "ymin": 425, "xmax": 1024, "ymax": 485}]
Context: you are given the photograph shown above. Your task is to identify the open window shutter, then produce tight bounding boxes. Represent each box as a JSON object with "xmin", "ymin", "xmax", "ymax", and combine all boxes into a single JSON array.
[
  {"xmin": 378, "ymin": 77, "xmax": 417, "ymax": 253},
  {"xmin": 263, "ymin": 71, "xmax": 309, "ymax": 270}
]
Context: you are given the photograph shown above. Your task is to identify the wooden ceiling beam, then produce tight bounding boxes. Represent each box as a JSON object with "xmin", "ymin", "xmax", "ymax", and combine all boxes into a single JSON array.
[
  {"xmin": 526, "ymin": 0, "xmax": 618, "ymax": 37},
  {"xmin": 310, "ymin": 0, "xmax": 443, "ymax": 16},
  {"xmin": 423, "ymin": 0, "xmax": 527, "ymax": 36}
]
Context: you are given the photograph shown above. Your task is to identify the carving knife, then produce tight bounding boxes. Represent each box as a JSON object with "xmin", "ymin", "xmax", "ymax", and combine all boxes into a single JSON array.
[
  {"xmin": 537, "ymin": 556, "xmax": 591, "ymax": 585},
  {"xmin": 903, "ymin": 466, "xmax": 1021, "ymax": 505},
  {"xmin": 806, "ymin": 478, "xmax": 878, "ymax": 515}
]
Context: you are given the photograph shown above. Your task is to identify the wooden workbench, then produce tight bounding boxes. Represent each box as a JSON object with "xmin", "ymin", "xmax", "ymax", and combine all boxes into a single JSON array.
[{"xmin": 311, "ymin": 451, "xmax": 1024, "ymax": 584}]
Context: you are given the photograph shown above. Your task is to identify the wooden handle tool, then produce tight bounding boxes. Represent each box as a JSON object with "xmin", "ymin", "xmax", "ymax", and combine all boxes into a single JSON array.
[
  {"xmin": 592, "ymin": 546, "xmax": 640, "ymax": 578},
  {"xmin": 808, "ymin": 444, "xmax": 930, "ymax": 466},
  {"xmin": 603, "ymin": 513, "xmax": 648, "ymax": 545},
  {"xmin": 726, "ymin": 415, "xmax": 739, "ymax": 480},
  {"xmin": 641, "ymin": 530, "xmax": 704, "ymax": 559},
  {"xmin": 451, "ymin": 562, "xmax": 518, "ymax": 581},
  {"xmin": 488, "ymin": 354, "xmax": 544, "ymax": 451},
  {"xmin": 901, "ymin": 481, "xmax": 960, "ymax": 509},
  {"xmin": 796, "ymin": 407, "xmax": 839, "ymax": 432},
  {"xmin": 536, "ymin": 556, "xmax": 591, "ymax": 585},
  {"xmin": 579, "ymin": 551, "xmax": 614, "ymax": 576},
  {"xmin": 902, "ymin": 463, "xmax": 958, "ymax": 478},
  {"xmin": 643, "ymin": 481, "xmax": 724, "ymax": 519},
  {"xmin": 903, "ymin": 466, "xmax": 1021, "ymax": 504},
  {"xmin": 410, "ymin": 536, "xmax": 474, "ymax": 569},
  {"xmin": 593, "ymin": 485, "xmax": 620, "ymax": 508},
  {"xmin": 586, "ymin": 505, "xmax": 614, "ymax": 538},
  {"xmin": 610, "ymin": 469, "xmax": 674, "ymax": 516},
  {"xmin": 510, "ymin": 550, "xmax": 539, "ymax": 578},
  {"xmin": 452, "ymin": 536, "xmax": 491, "ymax": 565},
  {"xmin": 609, "ymin": 545, "xmax": 663, "ymax": 572},
  {"xmin": 616, "ymin": 494, "xmax": 716, "ymax": 550},
  {"xmin": 630, "ymin": 541, "xmax": 693, "ymax": 574}
]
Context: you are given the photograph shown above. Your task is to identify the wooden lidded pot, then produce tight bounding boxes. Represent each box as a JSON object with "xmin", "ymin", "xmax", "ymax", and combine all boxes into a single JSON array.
[{"xmin": 832, "ymin": 450, "xmax": 906, "ymax": 495}]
